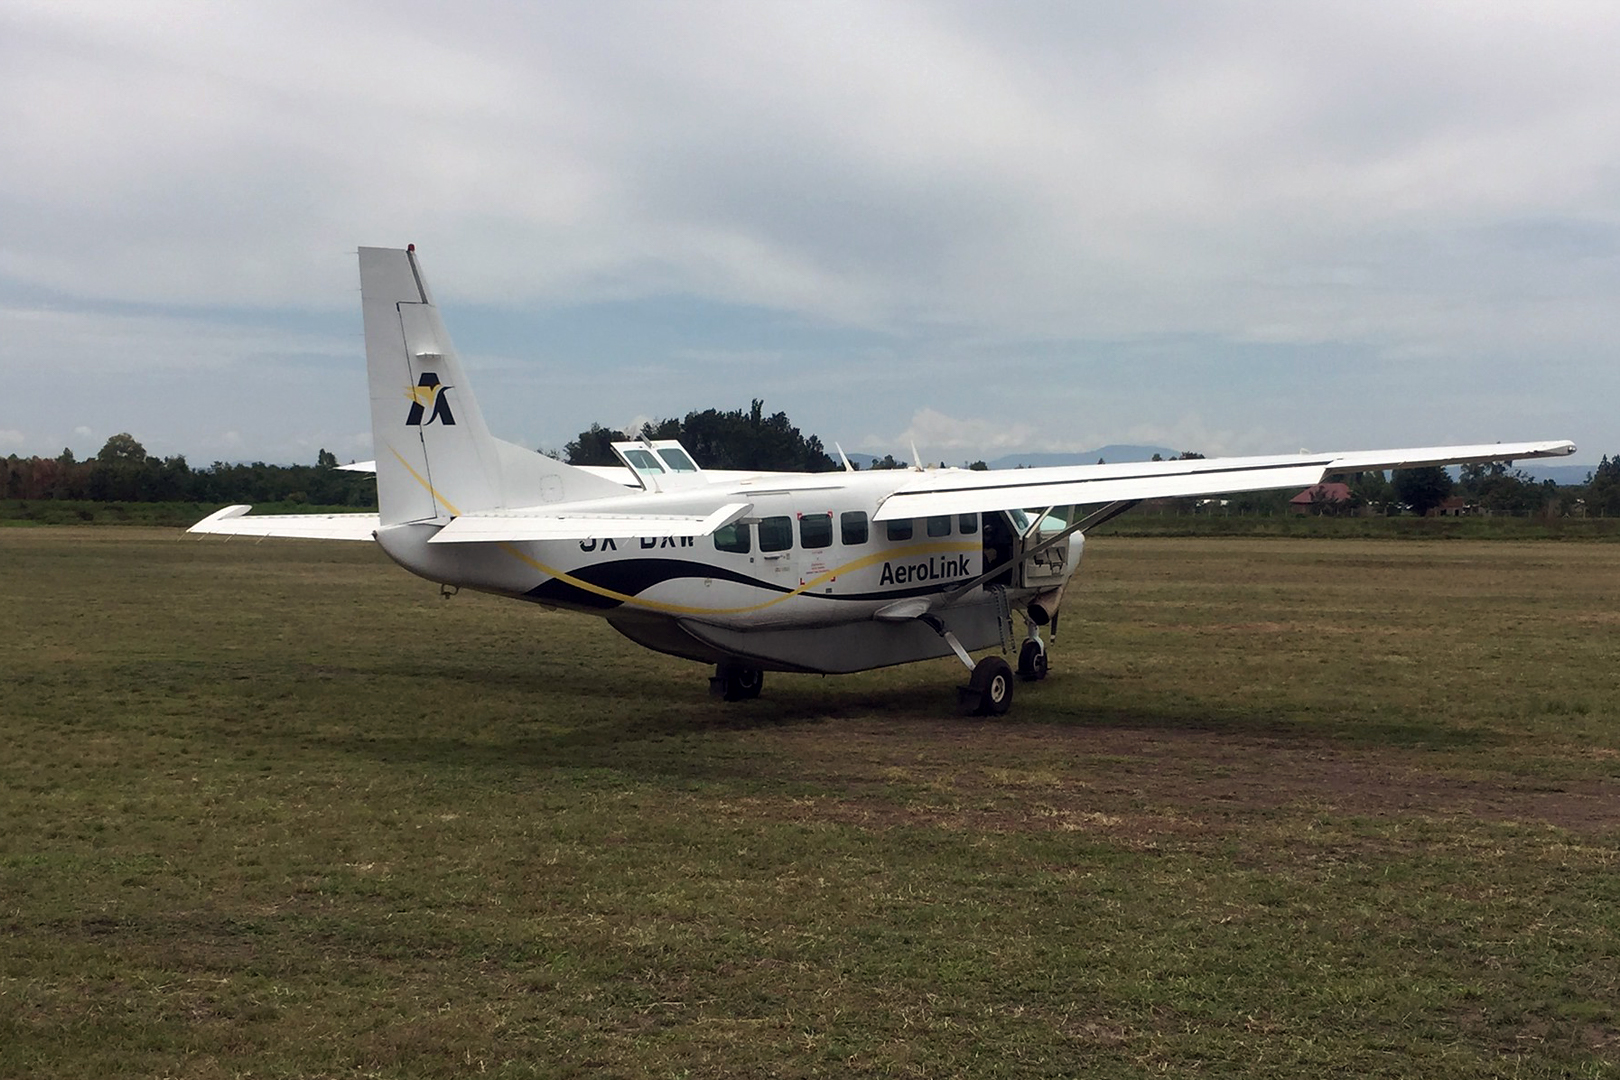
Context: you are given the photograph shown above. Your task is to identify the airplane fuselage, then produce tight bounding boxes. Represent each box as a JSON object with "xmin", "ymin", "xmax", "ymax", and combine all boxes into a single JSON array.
[{"xmin": 372, "ymin": 468, "xmax": 1079, "ymax": 674}]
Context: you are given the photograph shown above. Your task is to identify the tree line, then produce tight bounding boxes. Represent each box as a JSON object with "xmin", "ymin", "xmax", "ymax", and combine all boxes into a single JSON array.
[
  {"xmin": 564, "ymin": 399, "xmax": 840, "ymax": 473},
  {"xmin": 9, "ymin": 415, "xmax": 1620, "ymax": 518},
  {"xmin": 3, "ymin": 434, "xmax": 375, "ymax": 507},
  {"xmin": 1290, "ymin": 461, "xmax": 1620, "ymax": 518}
]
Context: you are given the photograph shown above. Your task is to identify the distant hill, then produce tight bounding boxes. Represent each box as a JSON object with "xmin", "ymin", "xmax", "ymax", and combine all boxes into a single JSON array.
[{"xmin": 1493, "ymin": 462, "xmax": 1597, "ymax": 486}]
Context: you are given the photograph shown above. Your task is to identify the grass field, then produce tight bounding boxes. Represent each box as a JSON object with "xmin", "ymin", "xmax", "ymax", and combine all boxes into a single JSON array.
[{"xmin": 3, "ymin": 528, "xmax": 1619, "ymax": 1078}]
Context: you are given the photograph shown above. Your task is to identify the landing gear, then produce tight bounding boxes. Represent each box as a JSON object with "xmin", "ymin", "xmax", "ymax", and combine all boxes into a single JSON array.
[
  {"xmin": 1018, "ymin": 638, "xmax": 1048, "ymax": 682},
  {"xmin": 960, "ymin": 655, "xmax": 1014, "ymax": 717},
  {"xmin": 710, "ymin": 663, "xmax": 764, "ymax": 702}
]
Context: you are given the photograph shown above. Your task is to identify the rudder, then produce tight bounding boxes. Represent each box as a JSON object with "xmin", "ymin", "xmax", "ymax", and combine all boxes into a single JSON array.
[{"xmin": 359, "ymin": 246, "xmax": 625, "ymax": 526}]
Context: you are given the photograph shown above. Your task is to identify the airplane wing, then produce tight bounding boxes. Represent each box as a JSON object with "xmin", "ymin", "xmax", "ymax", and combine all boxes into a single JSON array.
[
  {"xmin": 425, "ymin": 503, "xmax": 753, "ymax": 543},
  {"xmin": 873, "ymin": 440, "xmax": 1576, "ymax": 520},
  {"xmin": 188, "ymin": 505, "xmax": 380, "ymax": 540}
]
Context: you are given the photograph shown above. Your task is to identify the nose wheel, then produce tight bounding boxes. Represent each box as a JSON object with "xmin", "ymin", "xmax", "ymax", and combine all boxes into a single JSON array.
[{"xmin": 1018, "ymin": 638, "xmax": 1048, "ymax": 682}]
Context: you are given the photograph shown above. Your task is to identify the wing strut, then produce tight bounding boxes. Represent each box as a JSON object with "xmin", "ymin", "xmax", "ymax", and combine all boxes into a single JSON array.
[{"xmin": 919, "ymin": 614, "xmax": 977, "ymax": 671}]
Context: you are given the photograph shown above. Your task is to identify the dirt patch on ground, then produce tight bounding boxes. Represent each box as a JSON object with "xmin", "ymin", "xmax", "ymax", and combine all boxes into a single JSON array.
[{"xmin": 750, "ymin": 721, "xmax": 1620, "ymax": 840}]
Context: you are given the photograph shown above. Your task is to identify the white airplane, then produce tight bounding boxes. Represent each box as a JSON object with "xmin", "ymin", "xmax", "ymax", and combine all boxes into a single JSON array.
[{"xmin": 190, "ymin": 246, "xmax": 1576, "ymax": 714}]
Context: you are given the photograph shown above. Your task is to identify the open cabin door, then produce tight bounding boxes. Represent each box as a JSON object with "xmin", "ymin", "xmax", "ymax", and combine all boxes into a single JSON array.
[{"xmin": 1010, "ymin": 507, "xmax": 1076, "ymax": 589}]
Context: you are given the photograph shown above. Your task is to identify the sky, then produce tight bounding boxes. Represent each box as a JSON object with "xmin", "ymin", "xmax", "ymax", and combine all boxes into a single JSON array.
[{"xmin": 2, "ymin": 0, "xmax": 1617, "ymax": 467}]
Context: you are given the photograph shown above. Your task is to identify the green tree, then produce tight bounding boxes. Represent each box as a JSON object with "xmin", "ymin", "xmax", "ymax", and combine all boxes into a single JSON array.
[
  {"xmin": 1393, "ymin": 466, "xmax": 1453, "ymax": 517},
  {"xmin": 563, "ymin": 423, "xmax": 625, "ymax": 466},
  {"xmin": 1585, "ymin": 456, "xmax": 1620, "ymax": 516},
  {"xmin": 1459, "ymin": 461, "xmax": 1548, "ymax": 516},
  {"xmin": 567, "ymin": 401, "xmax": 836, "ymax": 472},
  {"xmin": 88, "ymin": 433, "xmax": 149, "ymax": 500},
  {"xmin": 1345, "ymin": 470, "xmax": 1395, "ymax": 515}
]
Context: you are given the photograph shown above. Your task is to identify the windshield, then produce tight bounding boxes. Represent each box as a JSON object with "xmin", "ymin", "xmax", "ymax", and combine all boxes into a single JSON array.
[
  {"xmin": 621, "ymin": 449, "xmax": 665, "ymax": 474},
  {"xmin": 657, "ymin": 448, "xmax": 698, "ymax": 473}
]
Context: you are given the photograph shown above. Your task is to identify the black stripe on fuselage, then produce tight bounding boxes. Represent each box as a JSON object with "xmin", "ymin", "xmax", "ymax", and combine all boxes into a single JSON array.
[
  {"xmin": 521, "ymin": 557, "xmax": 979, "ymax": 610},
  {"xmin": 524, "ymin": 558, "xmax": 790, "ymax": 610}
]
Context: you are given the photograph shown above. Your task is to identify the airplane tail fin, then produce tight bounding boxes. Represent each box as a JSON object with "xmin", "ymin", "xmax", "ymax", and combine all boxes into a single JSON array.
[{"xmin": 359, "ymin": 246, "xmax": 626, "ymax": 526}]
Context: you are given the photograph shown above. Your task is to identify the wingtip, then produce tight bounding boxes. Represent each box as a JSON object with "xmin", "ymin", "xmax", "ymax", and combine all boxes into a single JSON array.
[{"xmin": 188, "ymin": 504, "xmax": 253, "ymax": 533}]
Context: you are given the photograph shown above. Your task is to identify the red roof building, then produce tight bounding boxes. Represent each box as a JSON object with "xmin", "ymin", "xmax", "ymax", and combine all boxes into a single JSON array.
[{"xmin": 1289, "ymin": 483, "xmax": 1352, "ymax": 514}]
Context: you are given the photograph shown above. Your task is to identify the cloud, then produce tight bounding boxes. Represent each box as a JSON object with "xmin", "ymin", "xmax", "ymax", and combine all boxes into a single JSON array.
[
  {"xmin": 895, "ymin": 408, "xmax": 1039, "ymax": 457},
  {"xmin": 0, "ymin": 428, "xmax": 25, "ymax": 448},
  {"xmin": 0, "ymin": 305, "xmax": 350, "ymax": 377},
  {"xmin": 2, "ymin": 1, "xmax": 1616, "ymax": 460}
]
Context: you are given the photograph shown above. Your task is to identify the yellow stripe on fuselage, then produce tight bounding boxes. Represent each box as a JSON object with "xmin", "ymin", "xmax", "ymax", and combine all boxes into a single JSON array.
[
  {"xmin": 386, "ymin": 448, "xmax": 983, "ymax": 616},
  {"xmin": 500, "ymin": 539, "xmax": 980, "ymax": 617}
]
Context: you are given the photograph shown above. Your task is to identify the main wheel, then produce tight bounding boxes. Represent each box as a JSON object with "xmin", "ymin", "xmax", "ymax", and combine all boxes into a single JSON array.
[
  {"xmin": 1018, "ymin": 639, "xmax": 1048, "ymax": 682},
  {"xmin": 721, "ymin": 665, "xmax": 763, "ymax": 702},
  {"xmin": 962, "ymin": 656, "xmax": 1014, "ymax": 717}
]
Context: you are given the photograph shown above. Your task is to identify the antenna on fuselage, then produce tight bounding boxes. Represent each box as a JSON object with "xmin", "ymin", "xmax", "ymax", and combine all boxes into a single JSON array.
[
  {"xmin": 834, "ymin": 442, "xmax": 855, "ymax": 472},
  {"xmin": 910, "ymin": 441, "xmax": 924, "ymax": 471}
]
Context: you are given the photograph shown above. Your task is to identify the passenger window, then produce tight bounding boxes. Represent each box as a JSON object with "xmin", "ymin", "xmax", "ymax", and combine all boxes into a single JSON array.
[
  {"xmin": 800, "ymin": 513, "xmax": 832, "ymax": 549},
  {"xmin": 759, "ymin": 516, "xmax": 793, "ymax": 553},
  {"xmin": 958, "ymin": 513, "xmax": 978, "ymax": 535},
  {"xmin": 712, "ymin": 523, "xmax": 750, "ymax": 554},
  {"xmin": 841, "ymin": 511, "xmax": 868, "ymax": 545},
  {"xmin": 927, "ymin": 515, "xmax": 952, "ymax": 537},
  {"xmin": 886, "ymin": 519, "xmax": 913, "ymax": 541}
]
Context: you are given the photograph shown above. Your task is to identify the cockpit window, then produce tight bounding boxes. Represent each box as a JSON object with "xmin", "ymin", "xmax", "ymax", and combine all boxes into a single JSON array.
[
  {"xmin": 657, "ymin": 448, "xmax": 698, "ymax": 473},
  {"xmin": 622, "ymin": 449, "xmax": 665, "ymax": 474}
]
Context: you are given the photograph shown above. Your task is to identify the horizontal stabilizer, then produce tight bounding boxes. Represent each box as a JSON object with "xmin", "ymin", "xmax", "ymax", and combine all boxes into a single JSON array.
[
  {"xmin": 188, "ymin": 505, "xmax": 380, "ymax": 541},
  {"xmin": 426, "ymin": 502, "xmax": 754, "ymax": 544}
]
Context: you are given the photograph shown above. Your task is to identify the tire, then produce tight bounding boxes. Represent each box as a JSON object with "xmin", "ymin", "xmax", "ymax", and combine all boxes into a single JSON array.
[
  {"xmin": 1018, "ymin": 639, "xmax": 1048, "ymax": 682},
  {"xmin": 723, "ymin": 665, "xmax": 764, "ymax": 702},
  {"xmin": 967, "ymin": 656, "xmax": 1014, "ymax": 717}
]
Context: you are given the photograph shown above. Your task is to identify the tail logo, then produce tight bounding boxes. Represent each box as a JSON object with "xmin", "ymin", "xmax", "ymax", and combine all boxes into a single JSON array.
[{"xmin": 405, "ymin": 372, "xmax": 456, "ymax": 426}]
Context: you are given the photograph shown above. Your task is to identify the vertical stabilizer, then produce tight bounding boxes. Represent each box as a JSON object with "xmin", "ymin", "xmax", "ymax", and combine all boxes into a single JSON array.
[{"xmin": 359, "ymin": 246, "xmax": 626, "ymax": 526}]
